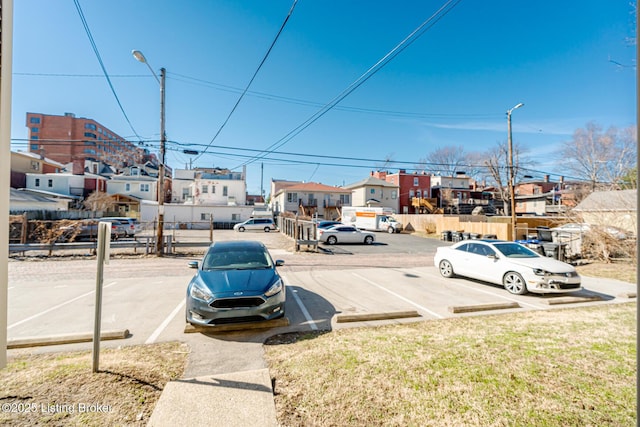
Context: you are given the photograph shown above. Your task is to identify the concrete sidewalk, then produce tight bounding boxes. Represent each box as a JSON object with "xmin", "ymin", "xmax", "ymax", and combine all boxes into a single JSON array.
[{"xmin": 148, "ymin": 368, "xmax": 278, "ymax": 427}]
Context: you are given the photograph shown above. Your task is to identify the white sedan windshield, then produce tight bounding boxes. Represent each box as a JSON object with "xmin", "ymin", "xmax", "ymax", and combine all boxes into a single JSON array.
[{"xmin": 494, "ymin": 243, "xmax": 539, "ymax": 258}]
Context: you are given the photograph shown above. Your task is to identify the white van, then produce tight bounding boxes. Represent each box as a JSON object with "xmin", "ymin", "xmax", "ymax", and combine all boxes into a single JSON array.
[{"xmin": 233, "ymin": 218, "xmax": 277, "ymax": 232}]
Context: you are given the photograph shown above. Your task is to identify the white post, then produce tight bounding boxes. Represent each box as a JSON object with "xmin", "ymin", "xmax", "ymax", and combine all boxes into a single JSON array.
[
  {"xmin": 92, "ymin": 222, "xmax": 111, "ymax": 373},
  {"xmin": 0, "ymin": 0, "xmax": 14, "ymax": 369}
]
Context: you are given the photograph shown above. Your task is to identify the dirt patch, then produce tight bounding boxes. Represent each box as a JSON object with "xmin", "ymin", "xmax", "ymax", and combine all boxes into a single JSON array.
[{"xmin": 0, "ymin": 342, "xmax": 188, "ymax": 426}]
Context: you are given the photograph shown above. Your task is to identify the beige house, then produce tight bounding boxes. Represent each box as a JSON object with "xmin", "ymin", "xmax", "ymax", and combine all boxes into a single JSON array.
[
  {"xmin": 573, "ymin": 189, "xmax": 637, "ymax": 233},
  {"xmin": 343, "ymin": 176, "xmax": 400, "ymax": 212},
  {"xmin": 271, "ymin": 182, "xmax": 351, "ymax": 219}
]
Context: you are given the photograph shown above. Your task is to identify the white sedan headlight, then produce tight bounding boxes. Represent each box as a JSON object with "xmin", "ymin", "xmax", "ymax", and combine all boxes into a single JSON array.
[
  {"xmin": 265, "ymin": 278, "xmax": 283, "ymax": 297},
  {"xmin": 533, "ymin": 268, "xmax": 549, "ymax": 276}
]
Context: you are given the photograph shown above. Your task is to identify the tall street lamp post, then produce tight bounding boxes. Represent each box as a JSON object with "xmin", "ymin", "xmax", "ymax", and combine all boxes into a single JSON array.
[
  {"xmin": 507, "ymin": 102, "xmax": 524, "ymax": 241},
  {"xmin": 132, "ymin": 50, "xmax": 166, "ymax": 256}
]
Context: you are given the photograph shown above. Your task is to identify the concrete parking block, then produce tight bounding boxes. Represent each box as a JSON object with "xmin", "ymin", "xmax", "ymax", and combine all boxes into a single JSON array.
[
  {"xmin": 448, "ymin": 302, "xmax": 520, "ymax": 313},
  {"xmin": 542, "ymin": 295, "xmax": 604, "ymax": 305},
  {"xmin": 336, "ymin": 310, "xmax": 421, "ymax": 323},
  {"xmin": 184, "ymin": 317, "xmax": 289, "ymax": 334},
  {"xmin": 7, "ymin": 329, "xmax": 130, "ymax": 349}
]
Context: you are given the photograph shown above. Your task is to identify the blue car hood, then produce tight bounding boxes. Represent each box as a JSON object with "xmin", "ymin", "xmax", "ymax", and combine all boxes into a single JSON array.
[{"xmin": 197, "ymin": 268, "xmax": 278, "ymax": 294}]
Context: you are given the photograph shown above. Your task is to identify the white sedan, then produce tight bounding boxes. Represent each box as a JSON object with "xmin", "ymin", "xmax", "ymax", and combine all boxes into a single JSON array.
[
  {"xmin": 318, "ymin": 225, "xmax": 375, "ymax": 245},
  {"xmin": 433, "ymin": 240, "xmax": 582, "ymax": 295}
]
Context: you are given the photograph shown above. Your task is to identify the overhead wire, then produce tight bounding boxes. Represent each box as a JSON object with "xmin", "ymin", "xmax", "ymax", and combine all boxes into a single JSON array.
[
  {"xmin": 72, "ymin": 0, "xmax": 143, "ymax": 141},
  {"xmin": 234, "ymin": 0, "xmax": 464, "ymax": 169},
  {"xmin": 192, "ymin": 0, "xmax": 299, "ymax": 164}
]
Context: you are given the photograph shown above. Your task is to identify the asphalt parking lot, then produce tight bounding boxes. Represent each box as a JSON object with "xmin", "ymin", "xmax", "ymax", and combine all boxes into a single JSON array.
[{"xmin": 6, "ymin": 229, "xmax": 637, "ymax": 375}]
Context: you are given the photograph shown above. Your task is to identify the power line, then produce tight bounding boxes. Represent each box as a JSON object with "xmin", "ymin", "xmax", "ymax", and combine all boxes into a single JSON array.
[
  {"xmin": 72, "ymin": 0, "xmax": 142, "ymax": 141},
  {"xmin": 192, "ymin": 0, "xmax": 299, "ymax": 163},
  {"xmin": 234, "ymin": 0, "xmax": 464, "ymax": 169}
]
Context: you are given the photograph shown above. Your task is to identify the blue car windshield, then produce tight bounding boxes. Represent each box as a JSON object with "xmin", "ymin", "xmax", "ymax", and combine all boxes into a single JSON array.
[
  {"xmin": 202, "ymin": 249, "xmax": 272, "ymax": 270},
  {"xmin": 494, "ymin": 243, "xmax": 539, "ymax": 258}
]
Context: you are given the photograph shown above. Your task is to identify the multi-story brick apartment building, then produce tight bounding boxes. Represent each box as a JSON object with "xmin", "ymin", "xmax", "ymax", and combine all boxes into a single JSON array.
[
  {"xmin": 26, "ymin": 112, "xmax": 151, "ymax": 169},
  {"xmin": 372, "ymin": 170, "xmax": 432, "ymax": 214}
]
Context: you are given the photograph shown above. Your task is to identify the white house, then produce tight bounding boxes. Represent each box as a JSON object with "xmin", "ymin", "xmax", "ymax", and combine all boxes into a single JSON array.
[
  {"xmin": 10, "ymin": 188, "xmax": 70, "ymax": 212},
  {"xmin": 107, "ymin": 174, "xmax": 158, "ymax": 202},
  {"xmin": 186, "ymin": 169, "xmax": 246, "ymax": 206},
  {"xmin": 26, "ymin": 172, "xmax": 86, "ymax": 198},
  {"xmin": 343, "ymin": 176, "xmax": 400, "ymax": 212}
]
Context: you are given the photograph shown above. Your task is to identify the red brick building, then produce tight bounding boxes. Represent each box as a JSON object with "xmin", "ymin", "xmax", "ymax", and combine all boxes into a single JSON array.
[
  {"xmin": 26, "ymin": 112, "xmax": 150, "ymax": 169},
  {"xmin": 372, "ymin": 170, "xmax": 431, "ymax": 214}
]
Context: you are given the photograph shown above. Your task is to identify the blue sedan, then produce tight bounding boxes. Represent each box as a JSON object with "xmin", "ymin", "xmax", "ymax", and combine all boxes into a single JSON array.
[{"xmin": 186, "ymin": 240, "xmax": 285, "ymax": 326}]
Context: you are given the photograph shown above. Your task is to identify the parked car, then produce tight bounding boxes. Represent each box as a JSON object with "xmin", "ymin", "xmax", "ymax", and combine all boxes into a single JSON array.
[
  {"xmin": 185, "ymin": 240, "xmax": 285, "ymax": 326},
  {"xmin": 106, "ymin": 217, "xmax": 141, "ymax": 237},
  {"xmin": 318, "ymin": 225, "xmax": 375, "ymax": 245},
  {"xmin": 315, "ymin": 220, "xmax": 343, "ymax": 239},
  {"xmin": 233, "ymin": 218, "xmax": 277, "ymax": 232},
  {"xmin": 58, "ymin": 219, "xmax": 125, "ymax": 241},
  {"xmin": 433, "ymin": 239, "xmax": 581, "ymax": 295}
]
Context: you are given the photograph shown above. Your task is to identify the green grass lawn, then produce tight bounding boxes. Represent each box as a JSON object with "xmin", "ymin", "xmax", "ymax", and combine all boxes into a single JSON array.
[{"xmin": 265, "ymin": 303, "xmax": 637, "ymax": 427}]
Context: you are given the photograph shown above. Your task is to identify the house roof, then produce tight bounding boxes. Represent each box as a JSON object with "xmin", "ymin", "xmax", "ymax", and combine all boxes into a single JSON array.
[
  {"xmin": 10, "ymin": 188, "xmax": 58, "ymax": 204},
  {"xmin": 343, "ymin": 176, "xmax": 398, "ymax": 189},
  {"xmin": 11, "ymin": 150, "xmax": 65, "ymax": 168},
  {"xmin": 574, "ymin": 189, "xmax": 637, "ymax": 212},
  {"xmin": 17, "ymin": 188, "xmax": 82, "ymax": 200},
  {"xmin": 275, "ymin": 182, "xmax": 348, "ymax": 195}
]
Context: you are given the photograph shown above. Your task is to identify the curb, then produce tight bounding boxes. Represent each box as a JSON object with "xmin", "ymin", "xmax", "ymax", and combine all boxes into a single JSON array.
[
  {"xmin": 336, "ymin": 310, "xmax": 421, "ymax": 323},
  {"xmin": 7, "ymin": 329, "xmax": 130, "ymax": 349},
  {"xmin": 448, "ymin": 302, "xmax": 520, "ymax": 314},
  {"xmin": 184, "ymin": 317, "xmax": 289, "ymax": 333}
]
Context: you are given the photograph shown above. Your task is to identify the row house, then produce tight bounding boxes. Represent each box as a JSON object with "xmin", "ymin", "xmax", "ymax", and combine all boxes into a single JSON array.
[
  {"xmin": 10, "ymin": 151, "xmax": 64, "ymax": 189},
  {"xmin": 373, "ymin": 170, "xmax": 431, "ymax": 214},
  {"xmin": 271, "ymin": 182, "xmax": 351, "ymax": 219},
  {"xmin": 175, "ymin": 167, "xmax": 247, "ymax": 206}
]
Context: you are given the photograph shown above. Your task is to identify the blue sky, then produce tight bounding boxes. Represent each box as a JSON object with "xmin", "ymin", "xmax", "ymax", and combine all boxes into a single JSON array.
[{"xmin": 11, "ymin": 1, "xmax": 637, "ymax": 196}]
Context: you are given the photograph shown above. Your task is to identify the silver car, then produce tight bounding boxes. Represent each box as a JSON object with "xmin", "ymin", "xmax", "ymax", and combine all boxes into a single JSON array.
[
  {"xmin": 318, "ymin": 225, "xmax": 375, "ymax": 245},
  {"xmin": 185, "ymin": 240, "xmax": 286, "ymax": 326},
  {"xmin": 233, "ymin": 218, "xmax": 277, "ymax": 232}
]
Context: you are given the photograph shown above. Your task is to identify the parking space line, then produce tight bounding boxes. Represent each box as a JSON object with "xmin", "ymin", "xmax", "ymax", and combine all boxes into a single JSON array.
[
  {"xmin": 8, "ymin": 281, "xmax": 118, "ymax": 330},
  {"xmin": 403, "ymin": 268, "xmax": 543, "ymax": 309},
  {"xmin": 290, "ymin": 288, "xmax": 318, "ymax": 330},
  {"xmin": 145, "ymin": 300, "xmax": 185, "ymax": 344},
  {"xmin": 352, "ymin": 273, "xmax": 444, "ymax": 319}
]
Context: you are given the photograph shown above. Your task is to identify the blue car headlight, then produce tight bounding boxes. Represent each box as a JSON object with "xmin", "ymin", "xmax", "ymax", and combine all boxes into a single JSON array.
[
  {"xmin": 265, "ymin": 278, "xmax": 283, "ymax": 297},
  {"xmin": 190, "ymin": 281, "xmax": 213, "ymax": 302}
]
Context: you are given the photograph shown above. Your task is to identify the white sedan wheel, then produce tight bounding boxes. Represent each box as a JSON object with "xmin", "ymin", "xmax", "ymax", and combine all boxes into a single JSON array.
[{"xmin": 503, "ymin": 271, "xmax": 527, "ymax": 295}]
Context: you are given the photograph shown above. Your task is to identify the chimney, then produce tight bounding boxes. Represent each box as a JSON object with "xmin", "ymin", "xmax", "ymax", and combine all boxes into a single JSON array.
[
  {"xmin": 544, "ymin": 174, "xmax": 549, "ymax": 182},
  {"xmin": 72, "ymin": 159, "xmax": 85, "ymax": 175}
]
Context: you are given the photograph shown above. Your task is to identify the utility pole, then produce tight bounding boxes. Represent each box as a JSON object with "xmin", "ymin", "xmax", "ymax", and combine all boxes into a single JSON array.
[
  {"xmin": 507, "ymin": 102, "xmax": 524, "ymax": 241},
  {"xmin": 157, "ymin": 67, "xmax": 166, "ymax": 256}
]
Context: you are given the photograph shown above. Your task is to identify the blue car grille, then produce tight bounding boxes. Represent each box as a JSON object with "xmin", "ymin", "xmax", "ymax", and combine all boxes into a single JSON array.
[{"xmin": 210, "ymin": 297, "xmax": 265, "ymax": 308}]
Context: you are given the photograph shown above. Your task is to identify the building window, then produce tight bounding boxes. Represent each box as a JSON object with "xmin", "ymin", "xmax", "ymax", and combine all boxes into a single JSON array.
[
  {"xmin": 200, "ymin": 213, "xmax": 212, "ymax": 220},
  {"xmin": 223, "ymin": 186, "xmax": 228, "ymax": 196},
  {"xmin": 31, "ymin": 127, "xmax": 39, "ymax": 133},
  {"xmin": 391, "ymin": 190, "xmax": 397, "ymax": 199},
  {"xmin": 140, "ymin": 183, "xmax": 150, "ymax": 192},
  {"xmin": 35, "ymin": 178, "xmax": 40, "ymax": 187},
  {"xmin": 211, "ymin": 185, "xmax": 216, "ymax": 194},
  {"xmin": 30, "ymin": 161, "xmax": 39, "ymax": 171},
  {"xmin": 231, "ymin": 213, "xmax": 241, "ymax": 221},
  {"xmin": 413, "ymin": 177, "xmax": 419, "ymax": 186},
  {"xmin": 125, "ymin": 183, "xmax": 131, "ymax": 191},
  {"xmin": 409, "ymin": 189, "xmax": 415, "ymax": 199},
  {"xmin": 30, "ymin": 144, "xmax": 39, "ymax": 151},
  {"xmin": 287, "ymin": 192, "xmax": 298, "ymax": 203},
  {"xmin": 370, "ymin": 188, "xmax": 375, "ymax": 194},
  {"xmin": 84, "ymin": 132, "xmax": 97, "ymax": 139},
  {"xmin": 340, "ymin": 194, "xmax": 350, "ymax": 204},
  {"xmin": 202, "ymin": 185, "xmax": 208, "ymax": 194},
  {"xmin": 29, "ymin": 117, "xmax": 41, "ymax": 124},
  {"xmin": 83, "ymin": 149, "xmax": 96, "ymax": 155},
  {"xmin": 85, "ymin": 123, "xmax": 97, "ymax": 130},
  {"xmin": 48, "ymin": 179, "xmax": 53, "ymax": 188},
  {"xmin": 31, "ymin": 135, "xmax": 39, "ymax": 140}
]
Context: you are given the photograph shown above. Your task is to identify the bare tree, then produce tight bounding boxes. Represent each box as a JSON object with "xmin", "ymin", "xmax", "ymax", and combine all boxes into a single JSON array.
[
  {"xmin": 560, "ymin": 122, "xmax": 637, "ymax": 190},
  {"xmin": 83, "ymin": 191, "xmax": 114, "ymax": 213},
  {"xmin": 484, "ymin": 140, "xmax": 534, "ymax": 215},
  {"xmin": 415, "ymin": 146, "xmax": 483, "ymax": 179}
]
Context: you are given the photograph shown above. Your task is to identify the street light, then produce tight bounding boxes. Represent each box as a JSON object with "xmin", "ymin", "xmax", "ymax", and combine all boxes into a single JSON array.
[
  {"xmin": 132, "ymin": 49, "xmax": 166, "ymax": 256},
  {"xmin": 507, "ymin": 102, "xmax": 524, "ymax": 240}
]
